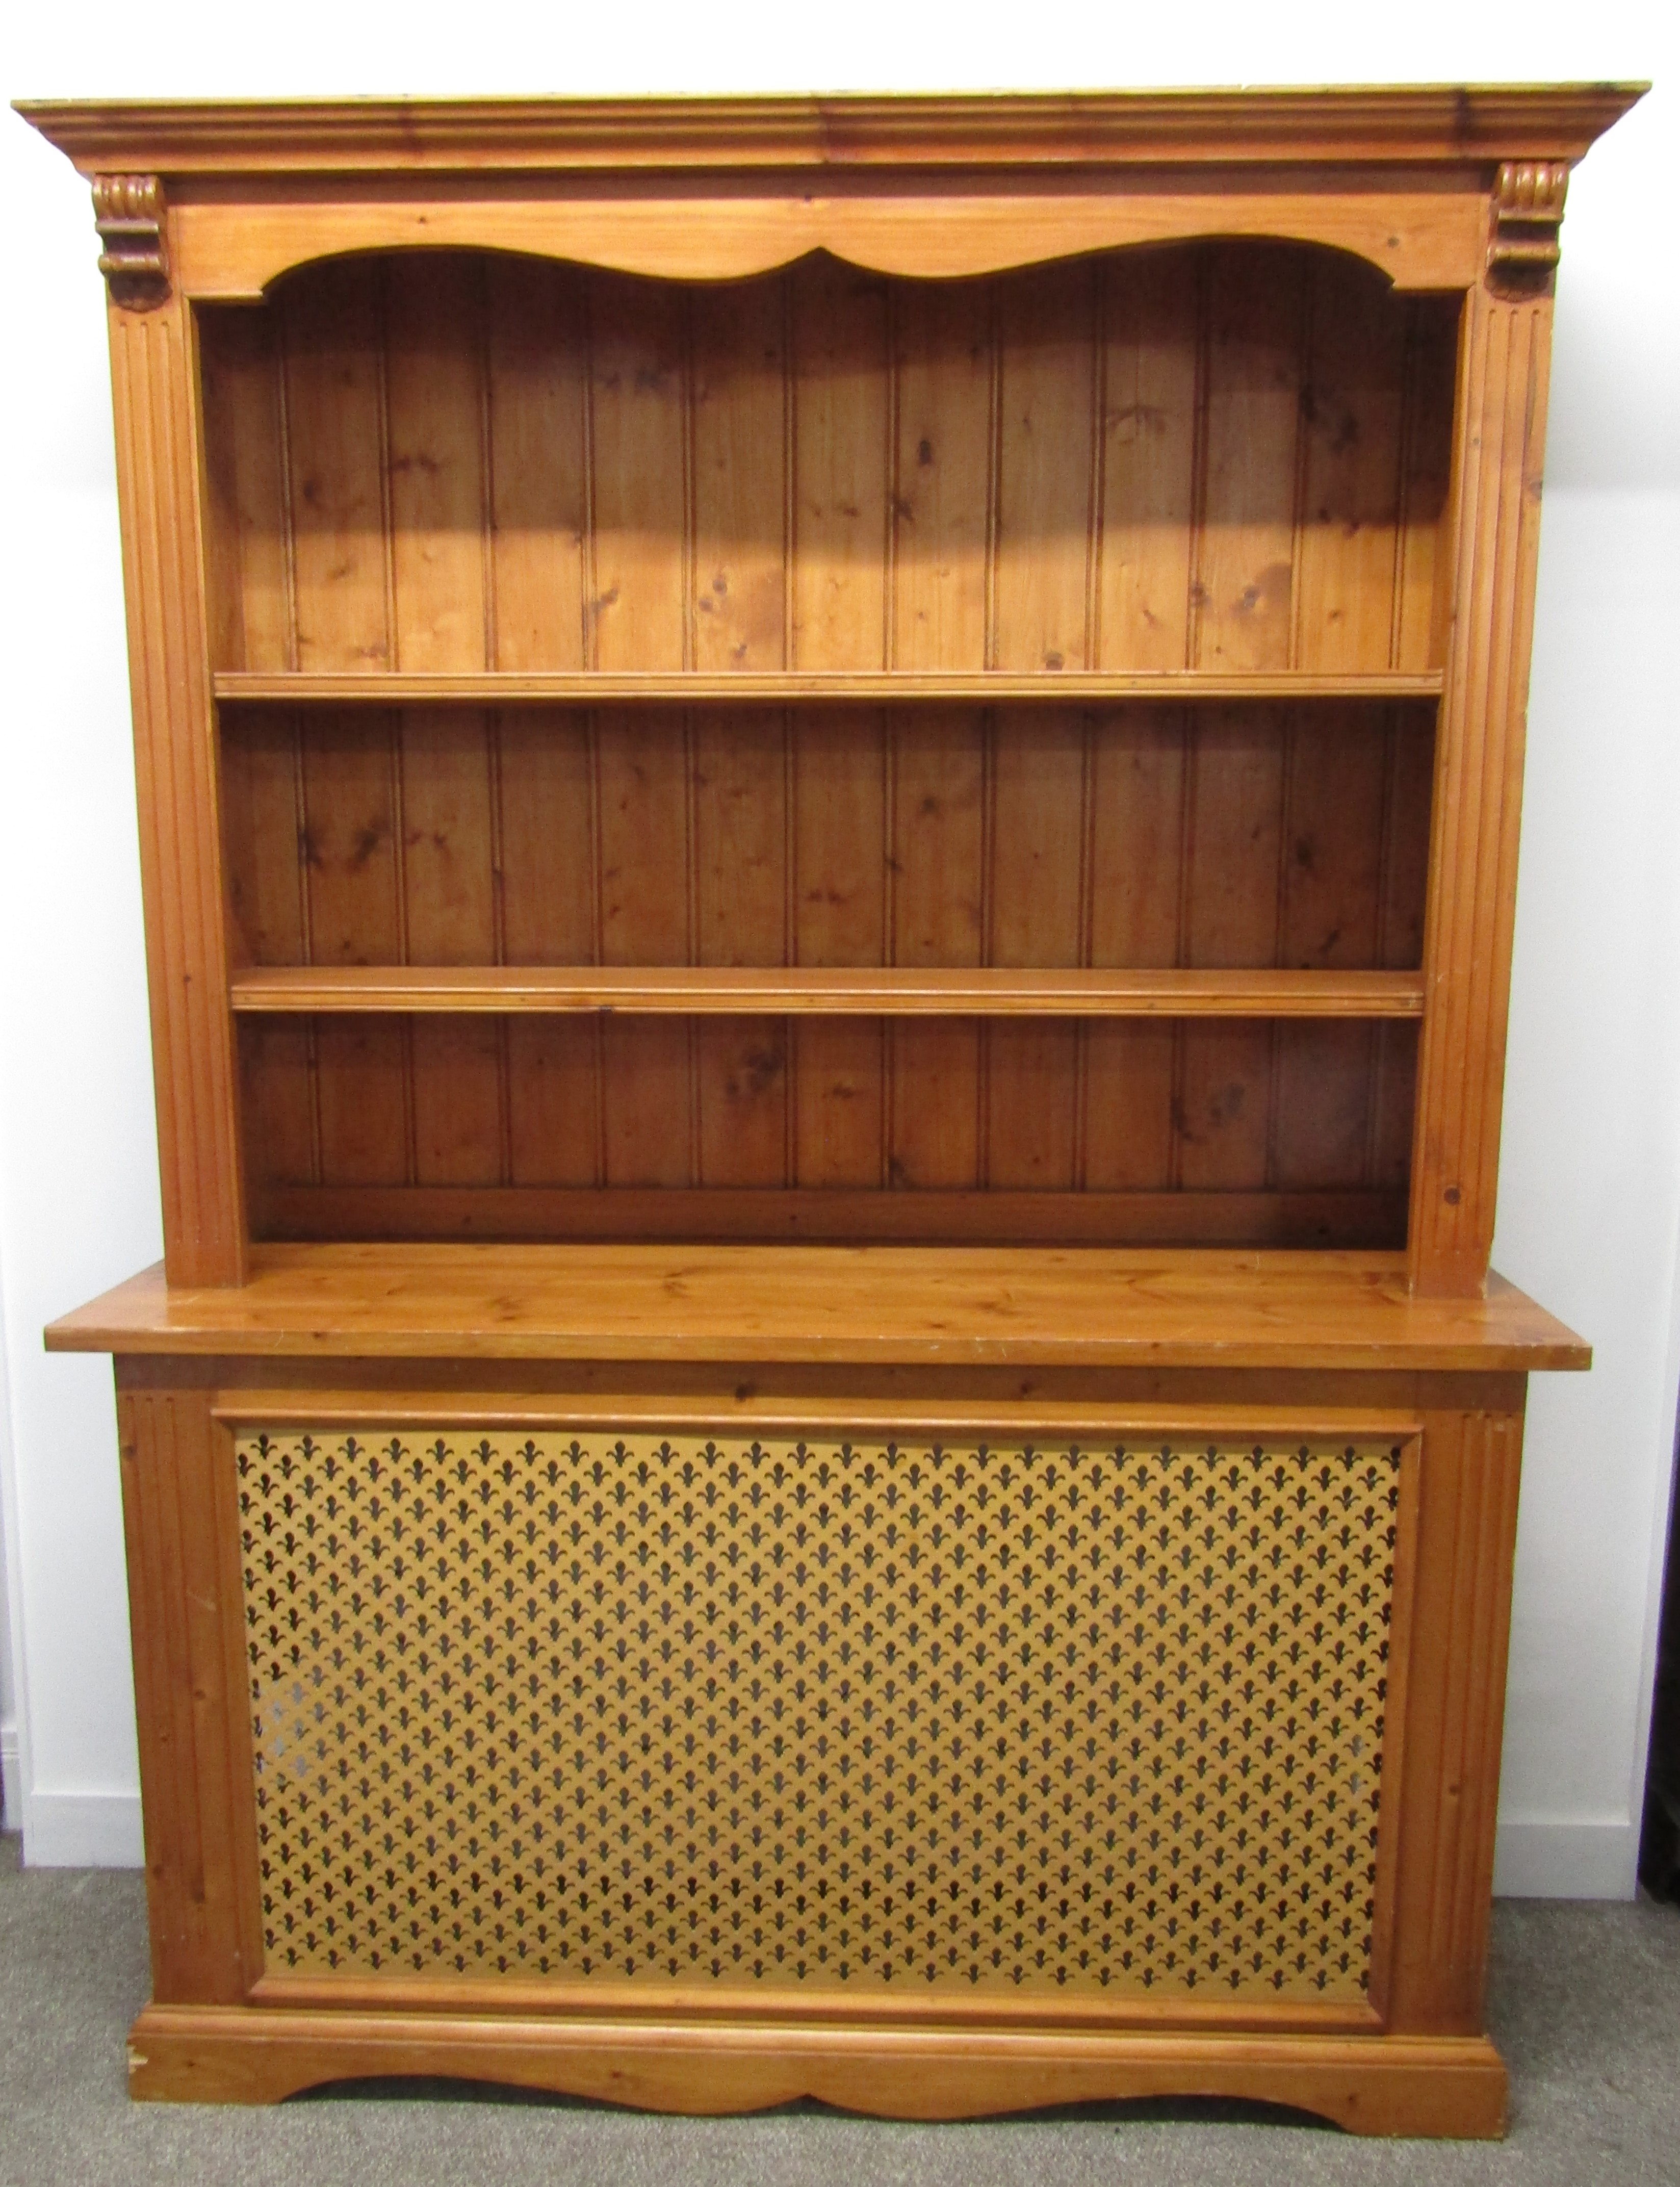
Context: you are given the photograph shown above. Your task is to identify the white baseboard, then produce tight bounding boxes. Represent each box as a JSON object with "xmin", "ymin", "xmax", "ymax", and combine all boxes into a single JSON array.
[
  {"xmin": 1493, "ymin": 1815, "xmax": 1638, "ymax": 1899},
  {"xmin": 21, "ymin": 1787, "xmax": 143, "ymax": 1868},
  {"xmin": 1, "ymin": 1777, "xmax": 1645, "ymax": 1893},
  {"xmin": 1, "ymin": 1723, "xmax": 18, "ymax": 1833}
]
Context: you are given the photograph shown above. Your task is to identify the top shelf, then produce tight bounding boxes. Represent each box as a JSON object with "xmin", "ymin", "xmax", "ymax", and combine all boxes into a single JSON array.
[{"xmin": 213, "ymin": 671, "xmax": 1445, "ymax": 708}]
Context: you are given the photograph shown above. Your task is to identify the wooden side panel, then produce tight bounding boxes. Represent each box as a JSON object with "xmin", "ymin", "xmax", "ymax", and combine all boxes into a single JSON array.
[
  {"xmin": 485, "ymin": 259, "xmax": 588, "ymax": 672},
  {"xmin": 1388, "ymin": 1405, "xmax": 1526, "ymax": 2032},
  {"xmin": 280, "ymin": 262, "xmax": 390, "ymax": 673},
  {"xmin": 1409, "ymin": 292, "xmax": 1555, "ymax": 1295},
  {"xmin": 108, "ymin": 293, "xmax": 247, "ymax": 1282},
  {"xmin": 789, "ymin": 259, "xmax": 889, "ymax": 671},
  {"xmin": 117, "ymin": 1384, "xmax": 257, "ymax": 2004}
]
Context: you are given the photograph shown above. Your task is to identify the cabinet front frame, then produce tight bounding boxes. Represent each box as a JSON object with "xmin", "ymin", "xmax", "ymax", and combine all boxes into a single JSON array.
[{"xmin": 116, "ymin": 1360, "xmax": 1522, "ymax": 2056}]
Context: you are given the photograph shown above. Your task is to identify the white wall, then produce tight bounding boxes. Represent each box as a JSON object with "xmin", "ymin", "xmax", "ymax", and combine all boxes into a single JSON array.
[{"xmin": 1, "ymin": 1, "xmax": 1673, "ymax": 1888}]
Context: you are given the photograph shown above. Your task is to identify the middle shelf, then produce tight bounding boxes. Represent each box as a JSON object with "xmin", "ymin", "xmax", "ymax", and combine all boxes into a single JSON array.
[
  {"xmin": 213, "ymin": 671, "xmax": 1446, "ymax": 706},
  {"xmin": 228, "ymin": 965, "xmax": 1428, "ymax": 1017}
]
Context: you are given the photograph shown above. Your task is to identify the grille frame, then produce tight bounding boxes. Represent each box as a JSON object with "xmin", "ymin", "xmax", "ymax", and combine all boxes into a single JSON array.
[{"xmin": 224, "ymin": 1399, "xmax": 1423, "ymax": 2032}]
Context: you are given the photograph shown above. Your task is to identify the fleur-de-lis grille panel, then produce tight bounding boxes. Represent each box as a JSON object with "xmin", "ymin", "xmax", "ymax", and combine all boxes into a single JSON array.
[{"xmin": 239, "ymin": 1428, "xmax": 1400, "ymax": 2002}]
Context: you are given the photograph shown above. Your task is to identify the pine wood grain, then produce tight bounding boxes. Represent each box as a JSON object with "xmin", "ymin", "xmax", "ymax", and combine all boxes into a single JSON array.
[
  {"xmin": 216, "ymin": 670, "xmax": 1445, "ymax": 702},
  {"xmin": 280, "ymin": 261, "xmax": 389, "ymax": 673},
  {"xmin": 1407, "ymin": 291, "xmax": 1555, "ymax": 1296},
  {"xmin": 107, "ymin": 294, "xmax": 248, "ymax": 1283},
  {"xmin": 247, "ymin": 1181, "xmax": 1406, "ymax": 1248},
  {"xmin": 484, "ymin": 258, "xmax": 588, "ymax": 671},
  {"xmin": 791, "ymin": 708, "xmax": 888, "ymax": 1186},
  {"xmin": 788, "ymin": 259, "xmax": 889, "ymax": 670},
  {"xmin": 119, "ymin": 2002, "xmax": 1510, "ymax": 2133},
  {"xmin": 691, "ymin": 282, "xmax": 788, "ymax": 673},
  {"xmin": 229, "ymin": 964, "xmax": 1428, "ymax": 1015},
  {"xmin": 383, "ymin": 255, "xmax": 488, "ymax": 673},
  {"xmin": 208, "ymin": 244, "xmax": 1455, "ymax": 697},
  {"xmin": 116, "ymin": 1390, "xmax": 259, "ymax": 2002},
  {"xmin": 47, "ymin": 1244, "xmax": 1587, "ymax": 1368},
  {"xmin": 1195, "ymin": 245, "xmax": 1305, "ymax": 675},
  {"xmin": 25, "ymin": 86, "xmax": 1643, "ymax": 176}
]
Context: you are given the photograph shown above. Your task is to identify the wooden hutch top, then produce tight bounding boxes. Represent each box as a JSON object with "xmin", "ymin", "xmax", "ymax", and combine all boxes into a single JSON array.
[
  {"xmin": 20, "ymin": 86, "xmax": 1642, "ymax": 297},
  {"xmin": 21, "ymin": 86, "xmax": 1640, "ymax": 1367}
]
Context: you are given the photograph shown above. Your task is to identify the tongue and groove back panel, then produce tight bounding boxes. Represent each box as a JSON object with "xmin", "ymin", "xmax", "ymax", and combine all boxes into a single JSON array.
[
  {"xmin": 204, "ymin": 242, "xmax": 1457, "ymax": 1247},
  {"xmin": 223, "ymin": 703, "xmax": 1430, "ymax": 1241},
  {"xmin": 201, "ymin": 244, "xmax": 1456, "ymax": 679}
]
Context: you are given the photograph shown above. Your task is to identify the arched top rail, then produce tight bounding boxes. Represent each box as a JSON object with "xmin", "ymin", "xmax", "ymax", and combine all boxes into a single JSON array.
[{"xmin": 180, "ymin": 184, "xmax": 1485, "ymax": 299}]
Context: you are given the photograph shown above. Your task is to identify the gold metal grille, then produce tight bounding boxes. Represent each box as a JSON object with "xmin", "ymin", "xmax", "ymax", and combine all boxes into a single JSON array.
[{"xmin": 238, "ymin": 1427, "xmax": 1400, "ymax": 2001}]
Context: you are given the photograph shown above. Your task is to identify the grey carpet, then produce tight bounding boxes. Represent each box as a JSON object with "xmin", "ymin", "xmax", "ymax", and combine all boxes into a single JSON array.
[{"xmin": 1, "ymin": 1832, "xmax": 1676, "ymax": 2184}]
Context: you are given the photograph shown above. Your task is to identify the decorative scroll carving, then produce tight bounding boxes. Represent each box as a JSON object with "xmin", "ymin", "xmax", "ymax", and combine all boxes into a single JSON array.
[
  {"xmin": 1486, "ymin": 161, "xmax": 1569, "ymax": 291},
  {"xmin": 92, "ymin": 174, "xmax": 169, "ymax": 306}
]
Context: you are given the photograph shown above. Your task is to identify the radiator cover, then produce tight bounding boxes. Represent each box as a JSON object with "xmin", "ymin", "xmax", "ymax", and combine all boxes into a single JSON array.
[{"xmin": 240, "ymin": 1427, "xmax": 1402, "ymax": 2004}]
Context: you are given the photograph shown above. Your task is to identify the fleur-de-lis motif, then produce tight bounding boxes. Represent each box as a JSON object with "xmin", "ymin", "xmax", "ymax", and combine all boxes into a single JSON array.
[{"xmin": 240, "ymin": 1428, "xmax": 1399, "ymax": 2000}]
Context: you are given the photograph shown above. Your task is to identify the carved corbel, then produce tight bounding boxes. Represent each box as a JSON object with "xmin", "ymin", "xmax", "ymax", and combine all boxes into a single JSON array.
[
  {"xmin": 92, "ymin": 174, "xmax": 169, "ymax": 308},
  {"xmin": 1486, "ymin": 161, "xmax": 1569, "ymax": 293}
]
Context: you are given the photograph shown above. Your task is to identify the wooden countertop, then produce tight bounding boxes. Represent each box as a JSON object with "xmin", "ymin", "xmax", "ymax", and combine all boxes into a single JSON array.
[{"xmin": 44, "ymin": 1244, "xmax": 1589, "ymax": 1372}]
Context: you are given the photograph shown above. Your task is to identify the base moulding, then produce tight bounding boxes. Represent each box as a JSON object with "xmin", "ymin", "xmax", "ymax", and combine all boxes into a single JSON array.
[{"xmin": 123, "ymin": 2005, "xmax": 1508, "ymax": 2137}]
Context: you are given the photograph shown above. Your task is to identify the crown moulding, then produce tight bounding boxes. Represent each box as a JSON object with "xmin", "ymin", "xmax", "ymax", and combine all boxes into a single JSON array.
[{"xmin": 16, "ymin": 84, "xmax": 1646, "ymax": 179}]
